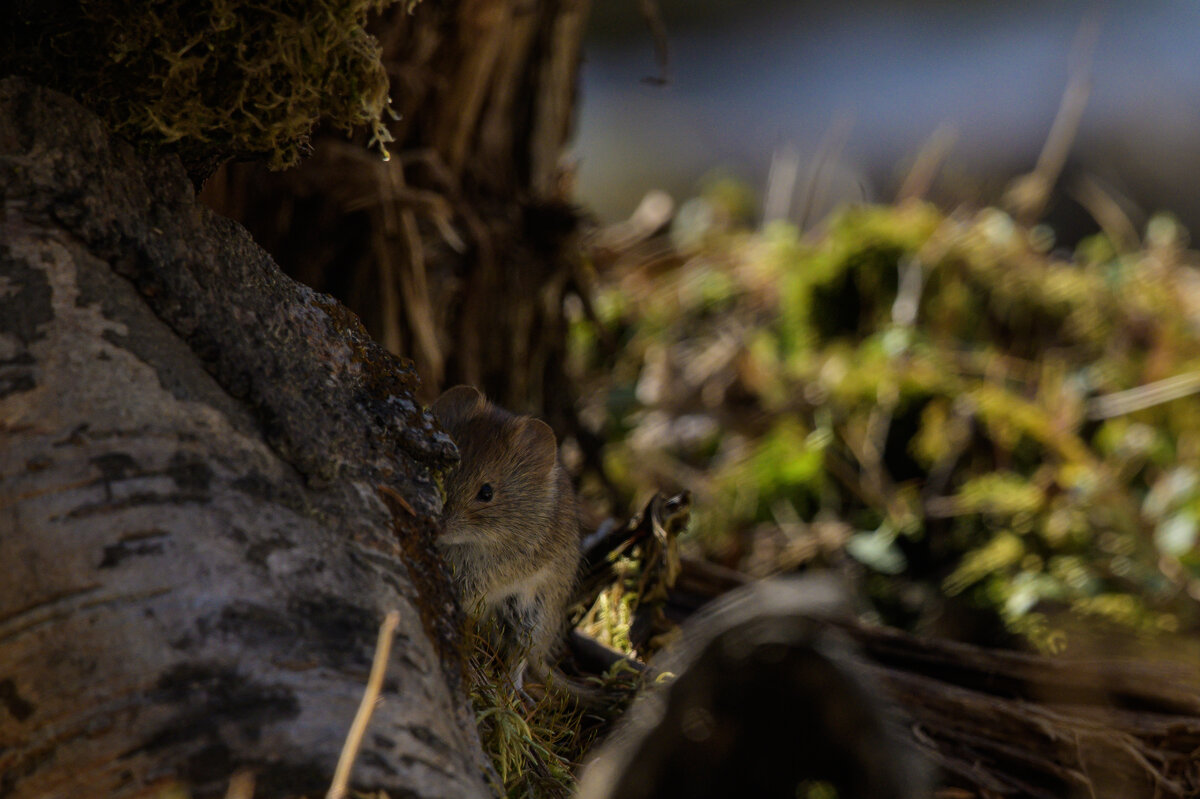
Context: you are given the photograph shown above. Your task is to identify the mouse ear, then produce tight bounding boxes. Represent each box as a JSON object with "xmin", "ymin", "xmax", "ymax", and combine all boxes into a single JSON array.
[
  {"xmin": 432, "ymin": 385, "xmax": 486, "ymax": 427},
  {"xmin": 517, "ymin": 418, "xmax": 559, "ymax": 475}
]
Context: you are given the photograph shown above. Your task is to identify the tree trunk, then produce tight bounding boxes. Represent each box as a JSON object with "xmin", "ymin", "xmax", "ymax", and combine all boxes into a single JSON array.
[
  {"xmin": 0, "ymin": 77, "xmax": 489, "ymax": 799},
  {"xmin": 201, "ymin": 0, "xmax": 592, "ymax": 425}
]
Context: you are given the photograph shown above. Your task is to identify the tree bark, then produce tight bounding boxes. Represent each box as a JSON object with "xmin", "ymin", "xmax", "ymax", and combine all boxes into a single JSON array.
[
  {"xmin": 839, "ymin": 620, "xmax": 1200, "ymax": 799},
  {"xmin": 0, "ymin": 77, "xmax": 489, "ymax": 799},
  {"xmin": 201, "ymin": 0, "xmax": 592, "ymax": 425},
  {"xmin": 661, "ymin": 562, "xmax": 1200, "ymax": 799}
]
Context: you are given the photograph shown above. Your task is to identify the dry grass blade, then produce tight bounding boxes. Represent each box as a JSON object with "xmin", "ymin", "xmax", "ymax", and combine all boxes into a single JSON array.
[
  {"xmin": 1003, "ymin": 13, "xmax": 1100, "ymax": 222},
  {"xmin": 1070, "ymin": 173, "xmax": 1141, "ymax": 253},
  {"xmin": 637, "ymin": 0, "xmax": 671, "ymax": 85},
  {"xmin": 1087, "ymin": 371, "xmax": 1200, "ymax": 420},
  {"xmin": 896, "ymin": 124, "xmax": 957, "ymax": 204},
  {"xmin": 224, "ymin": 769, "xmax": 255, "ymax": 799},
  {"xmin": 798, "ymin": 113, "xmax": 854, "ymax": 231},
  {"xmin": 763, "ymin": 144, "xmax": 801, "ymax": 225},
  {"xmin": 327, "ymin": 610, "xmax": 401, "ymax": 799}
]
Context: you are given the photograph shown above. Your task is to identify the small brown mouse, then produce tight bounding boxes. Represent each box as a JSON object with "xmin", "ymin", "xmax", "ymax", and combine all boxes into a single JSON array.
[{"xmin": 431, "ymin": 385, "xmax": 580, "ymax": 671}]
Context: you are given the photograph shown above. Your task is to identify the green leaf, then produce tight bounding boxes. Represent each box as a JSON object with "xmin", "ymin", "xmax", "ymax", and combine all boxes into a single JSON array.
[
  {"xmin": 846, "ymin": 525, "xmax": 907, "ymax": 574},
  {"xmin": 1155, "ymin": 513, "xmax": 1198, "ymax": 557}
]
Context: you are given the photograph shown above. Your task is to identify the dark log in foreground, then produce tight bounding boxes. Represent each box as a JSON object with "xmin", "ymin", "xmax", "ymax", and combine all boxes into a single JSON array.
[
  {"xmin": 577, "ymin": 578, "xmax": 930, "ymax": 799},
  {"xmin": 572, "ymin": 503, "xmax": 1199, "ymax": 799},
  {"xmin": 616, "ymin": 557, "xmax": 1200, "ymax": 799},
  {"xmin": 0, "ymin": 78, "xmax": 488, "ymax": 799},
  {"xmin": 575, "ymin": 567, "xmax": 1200, "ymax": 799},
  {"xmin": 836, "ymin": 620, "xmax": 1200, "ymax": 799}
]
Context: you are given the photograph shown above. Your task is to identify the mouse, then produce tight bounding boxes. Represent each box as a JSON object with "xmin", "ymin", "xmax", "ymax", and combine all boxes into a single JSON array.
[{"xmin": 431, "ymin": 385, "xmax": 581, "ymax": 673}]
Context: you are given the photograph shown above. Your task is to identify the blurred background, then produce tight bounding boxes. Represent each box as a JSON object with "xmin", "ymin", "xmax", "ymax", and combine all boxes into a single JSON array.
[
  {"xmin": 197, "ymin": 0, "xmax": 1200, "ymax": 657},
  {"xmin": 187, "ymin": 1, "xmax": 1200, "ymax": 793},
  {"xmin": 575, "ymin": 0, "xmax": 1200, "ymax": 239}
]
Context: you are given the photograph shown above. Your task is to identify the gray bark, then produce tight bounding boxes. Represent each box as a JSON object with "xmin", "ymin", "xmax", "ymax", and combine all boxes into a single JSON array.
[{"xmin": 0, "ymin": 77, "xmax": 490, "ymax": 799}]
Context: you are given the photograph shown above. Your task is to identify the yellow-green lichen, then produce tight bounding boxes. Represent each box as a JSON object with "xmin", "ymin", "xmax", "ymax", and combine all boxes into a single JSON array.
[
  {"xmin": 571, "ymin": 189, "xmax": 1200, "ymax": 649},
  {"xmin": 3, "ymin": 0, "xmax": 411, "ymax": 173}
]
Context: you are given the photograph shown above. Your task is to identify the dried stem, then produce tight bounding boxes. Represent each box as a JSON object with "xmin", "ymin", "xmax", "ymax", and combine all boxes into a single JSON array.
[{"xmin": 327, "ymin": 609, "xmax": 402, "ymax": 799}]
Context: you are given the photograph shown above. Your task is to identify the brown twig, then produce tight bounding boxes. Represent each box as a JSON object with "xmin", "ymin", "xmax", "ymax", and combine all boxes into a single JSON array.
[
  {"xmin": 636, "ymin": 0, "xmax": 671, "ymax": 85},
  {"xmin": 1087, "ymin": 370, "xmax": 1200, "ymax": 420},
  {"xmin": 798, "ymin": 113, "xmax": 854, "ymax": 231},
  {"xmin": 1003, "ymin": 14, "xmax": 1101, "ymax": 223},
  {"xmin": 377, "ymin": 484, "xmax": 416, "ymax": 516},
  {"xmin": 1070, "ymin": 173, "xmax": 1141, "ymax": 253},
  {"xmin": 223, "ymin": 770, "xmax": 255, "ymax": 799},
  {"xmin": 896, "ymin": 124, "xmax": 958, "ymax": 204}
]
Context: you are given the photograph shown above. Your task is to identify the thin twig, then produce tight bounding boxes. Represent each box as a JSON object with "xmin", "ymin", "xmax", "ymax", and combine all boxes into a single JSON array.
[
  {"xmin": 327, "ymin": 610, "xmax": 401, "ymax": 799},
  {"xmin": 373, "ymin": 161, "xmax": 405, "ymax": 357},
  {"xmin": 391, "ymin": 162, "xmax": 445, "ymax": 387},
  {"xmin": 763, "ymin": 144, "xmax": 800, "ymax": 225},
  {"xmin": 637, "ymin": 0, "xmax": 671, "ymax": 85},
  {"xmin": 1087, "ymin": 371, "xmax": 1200, "ymax": 420},
  {"xmin": 892, "ymin": 254, "xmax": 925, "ymax": 327},
  {"xmin": 378, "ymin": 484, "xmax": 416, "ymax": 516},
  {"xmin": 798, "ymin": 113, "xmax": 854, "ymax": 231},
  {"xmin": 1003, "ymin": 14, "xmax": 1101, "ymax": 222},
  {"xmin": 224, "ymin": 769, "xmax": 255, "ymax": 799},
  {"xmin": 1070, "ymin": 173, "xmax": 1141, "ymax": 253},
  {"xmin": 896, "ymin": 124, "xmax": 957, "ymax": 204}
]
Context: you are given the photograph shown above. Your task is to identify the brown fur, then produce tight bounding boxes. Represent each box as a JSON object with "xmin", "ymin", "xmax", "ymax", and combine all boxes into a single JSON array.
[{"xmin": 432, "ymin": 386, "xmax": 580, "ymax": 665}]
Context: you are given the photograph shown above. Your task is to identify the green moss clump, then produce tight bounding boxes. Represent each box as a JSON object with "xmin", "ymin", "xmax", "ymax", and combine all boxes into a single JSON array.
[
  {"xmin": 3, "ymin": 0, "xmax": 411, "ymax": 174},
  {"xmin": 573, "ymin": 192, "xmax": 1200, "ymax": 651}
]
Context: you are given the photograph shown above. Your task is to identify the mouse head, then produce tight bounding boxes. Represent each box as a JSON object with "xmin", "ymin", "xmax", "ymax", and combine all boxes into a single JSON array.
[{"xmin": 432, "ymin": 386, "xmax": 559, "ymax": 544}]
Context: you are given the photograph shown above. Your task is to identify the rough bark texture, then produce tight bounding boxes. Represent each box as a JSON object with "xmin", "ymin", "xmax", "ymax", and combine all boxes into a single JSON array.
[
  {"xmin": 839, "ymin": 620, "xmax": 1200, "ymax": 799},
  {"xmin": 576, "ymin": 578, "xmax": 930, "ymax": 799},
  {"xmin": 665, "ymin": 561, "xmax": 1200, "ymax": 799},
  {"xmin": 201, "ymin": 0, "xmax": 592, "ymax": 426},
  {"xmin": 0, "ymin": 77, "xmax": 490, "ymax": 799}
]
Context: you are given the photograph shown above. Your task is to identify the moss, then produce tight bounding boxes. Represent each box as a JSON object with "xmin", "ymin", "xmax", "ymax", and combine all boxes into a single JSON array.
[
  {"xmin": 572, "ymin": 186, "xmax": 1200, "ymax": 649},
  {"xmin": 2, "ymin": 0, "xmax": 411, "ymax": 176}
]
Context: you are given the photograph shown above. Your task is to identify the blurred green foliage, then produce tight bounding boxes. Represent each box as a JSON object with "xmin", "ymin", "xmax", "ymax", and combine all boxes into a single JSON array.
[{"xmin": 574, "ymin": 186, "xmax": 1200, "ymax": 651}]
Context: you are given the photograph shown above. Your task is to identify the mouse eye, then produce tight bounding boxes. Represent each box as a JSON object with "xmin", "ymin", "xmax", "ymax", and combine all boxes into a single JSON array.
[{"xmin": 475, "ymin": 483, "xmax": 494, "ymax": 502}]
